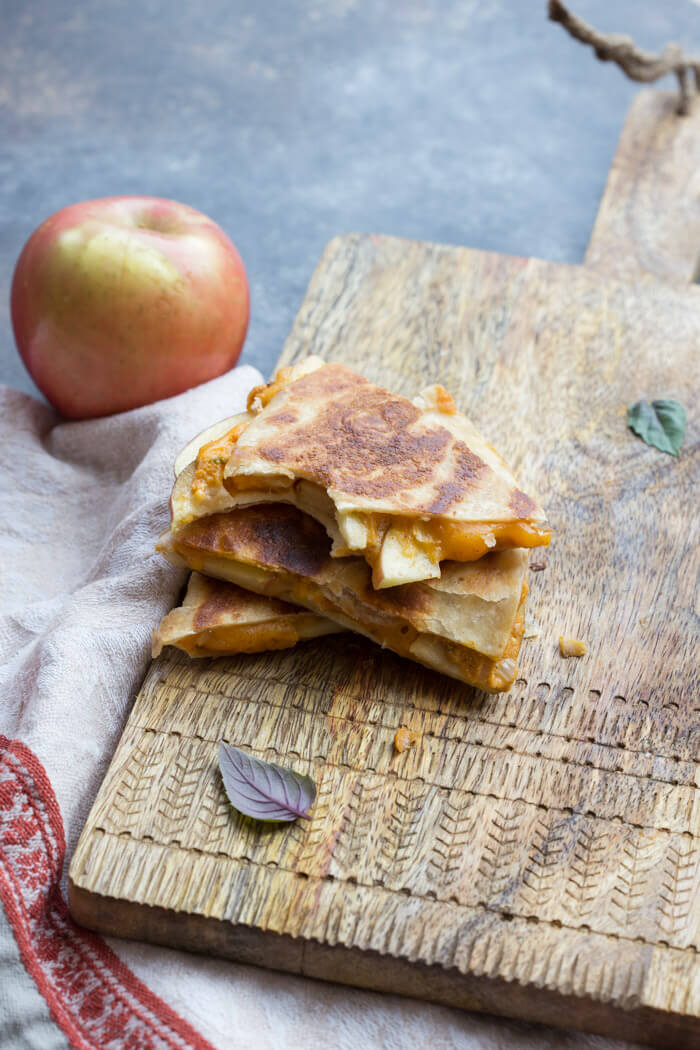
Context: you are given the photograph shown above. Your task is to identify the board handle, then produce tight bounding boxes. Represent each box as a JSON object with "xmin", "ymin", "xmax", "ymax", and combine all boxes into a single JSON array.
[{"xmin": 585, "ymin": 90, "xmax": 700, "ymax": 284}]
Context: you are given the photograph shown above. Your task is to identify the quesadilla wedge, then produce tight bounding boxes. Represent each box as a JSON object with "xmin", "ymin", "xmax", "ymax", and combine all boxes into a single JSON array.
[
  {"xmin": 172, "ymin": 358, "xmax": 549, "ymax": 588},
  {"xmin": 152, "ymin": 571, "xmax": 341, "ymax": 659},
  {"xmin": 157, "ymin": 504, "xmax": 529, "ymax": 692}
]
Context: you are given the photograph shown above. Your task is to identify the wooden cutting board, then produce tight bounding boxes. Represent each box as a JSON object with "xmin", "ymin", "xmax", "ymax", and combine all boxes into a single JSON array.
[{"xmin": 69, "ymin": 93, "xmax": 699, "ymax": 1048}]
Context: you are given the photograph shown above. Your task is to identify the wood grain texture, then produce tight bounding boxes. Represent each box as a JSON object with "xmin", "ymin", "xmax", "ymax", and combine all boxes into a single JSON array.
[
  {"xmin": 585, "ymin": 90, "xmax": 700, "ymax": 283},
  {"xmin": 69, "ymin": 229, "xmax": 699, "ymax": 1046}
]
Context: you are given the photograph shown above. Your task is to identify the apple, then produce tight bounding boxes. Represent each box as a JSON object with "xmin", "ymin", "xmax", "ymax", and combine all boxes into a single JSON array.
[{"xmin": 10, "ymin": 196, "xmax": 250, "ymax": 419}]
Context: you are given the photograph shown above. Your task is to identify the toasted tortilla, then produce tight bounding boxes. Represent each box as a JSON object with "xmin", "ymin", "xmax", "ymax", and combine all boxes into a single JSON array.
[
  {"xmin": 158, "ymin": 504, "xmax": 529, "ymax": 692},
  {"xmin": 172, "ymin": 358, "xmax": 549, "ymax": 588},
  {"xmin": 152, "ymin": 571, "xmax": 341, "ymax": 659}
]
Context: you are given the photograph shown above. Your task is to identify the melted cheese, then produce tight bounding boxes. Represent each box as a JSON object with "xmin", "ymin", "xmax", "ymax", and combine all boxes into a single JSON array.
[
  {"xmin": 432, "ymin": 385, "xmax": 457, "ymax": 414},
  {"xmin": 370, "ymin": 515, "xmax": 550, "ymax": 588},
  {"xmin": 429, "ymin": 519, "xmax": 550, "ymax": 559},
  {"xmin": 195, "ymin": 621, "xmax": 301, "ymax": 653},
  {"xmin": 369, "ymin": 516, "xmax": 550, "ymax": 560},
  {"xmin": 192, "ymin": 421, "xmax": 249, "ymax": 502}
]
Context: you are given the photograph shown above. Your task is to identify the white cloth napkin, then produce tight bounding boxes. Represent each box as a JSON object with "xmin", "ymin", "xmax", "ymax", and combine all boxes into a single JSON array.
[{"xmin": 0, "ymin": 369, "xmax": 642, "ymax": 1050}]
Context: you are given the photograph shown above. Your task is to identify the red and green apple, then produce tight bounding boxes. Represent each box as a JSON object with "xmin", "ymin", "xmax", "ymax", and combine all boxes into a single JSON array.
[{"xmin": 11, "ymin": 196, "xmax": 250, "ymax": 419}]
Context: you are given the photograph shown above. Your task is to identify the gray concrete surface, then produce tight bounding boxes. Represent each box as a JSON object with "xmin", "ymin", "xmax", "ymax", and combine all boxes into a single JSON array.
[{"xmin": 2, "ymin": 1, "xmax": 700, "ymax": 400}]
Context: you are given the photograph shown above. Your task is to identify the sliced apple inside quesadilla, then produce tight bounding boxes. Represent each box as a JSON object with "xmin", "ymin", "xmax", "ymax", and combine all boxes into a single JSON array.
[
  {"xmin": 152, "ymin": 570, "xmax": 341, "ymax": 659},
  {"xmin": 157, "ymin": 504, "xmax": 529, "ymax": 692}
]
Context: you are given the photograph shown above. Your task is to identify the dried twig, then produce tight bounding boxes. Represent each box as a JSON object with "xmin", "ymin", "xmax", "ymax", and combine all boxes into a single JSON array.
[{"xmin": 548, "ymin": 0, "xmax": 700, "ymax": 115}]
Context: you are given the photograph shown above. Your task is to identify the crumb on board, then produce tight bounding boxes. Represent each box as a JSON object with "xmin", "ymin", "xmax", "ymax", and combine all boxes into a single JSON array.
[
  {"xmin": 394, "ymin": 726, "xmax": 421, "ymax": 753},
  {"xmin": 530, "ymin": 561, "xmax": 547, "ymax": 572},
  {"xmin": 559, "ymin": 636, "xmax": 587, "ymax": 658},
  {"xmin": 523, "ymin": 620, "xmax": 541, "ymax": 639}
]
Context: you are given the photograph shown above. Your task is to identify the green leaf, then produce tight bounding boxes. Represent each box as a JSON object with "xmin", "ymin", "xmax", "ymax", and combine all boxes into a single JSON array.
[
  {"xmin": 219, "ymin": 742, "xmax": 316, "ymax": 822},
  {"xmin": 627, "ymin": 399, "xmax": 686, "ymax": 457}
]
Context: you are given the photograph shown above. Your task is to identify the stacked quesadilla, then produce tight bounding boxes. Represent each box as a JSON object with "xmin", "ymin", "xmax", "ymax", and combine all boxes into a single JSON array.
[{"xmin": 155, "ymin": 358, "xmax": 549, "ymax": 692}]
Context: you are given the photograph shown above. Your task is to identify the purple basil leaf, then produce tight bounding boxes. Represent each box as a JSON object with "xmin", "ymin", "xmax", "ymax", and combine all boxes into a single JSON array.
[{"xmin": 218, "ymin": 743, "xmax": 316, "ymax": 822}]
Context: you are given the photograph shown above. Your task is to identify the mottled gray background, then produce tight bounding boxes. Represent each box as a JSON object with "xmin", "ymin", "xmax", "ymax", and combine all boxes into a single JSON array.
[{"xmin": 2, "ymin": 0, "xmax": 700, "ymax": 399}]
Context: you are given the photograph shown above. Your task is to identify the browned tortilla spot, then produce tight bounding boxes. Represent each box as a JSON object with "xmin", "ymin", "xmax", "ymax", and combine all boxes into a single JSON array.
[
  {"xmin": 192, "ymin": 578, "xmax": 296, "ymax": 630},
  {"xmin": 265, "ymin": 410, "xmax": 298, "ymax": 426},
  {"xmin": 193, "ymin": 578, "xmax": 242, "ymax": 630},
  {"xmin": 426, "ymin": 450, "xmax": 484, "ymax": 513},
  {"xmin": 508, "ymin": 487, "xmax": 538, "ymax": 518},
  {"xmin": 255, "ymin": 363, "xmax": 487, "ymax": 503},
  {"xmin": 178, "ymin": 505, "xmax": 330, "ymax": 579}
]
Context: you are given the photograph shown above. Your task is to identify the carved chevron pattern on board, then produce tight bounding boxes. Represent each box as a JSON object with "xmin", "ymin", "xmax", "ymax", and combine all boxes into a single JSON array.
[
  {"xmin": 476, "ymin": 801, "xmax": 523, "ymax": 903},
  {"xmin": 564, "ymin": 821, "xmax": 610, "ymax": 920},
  {"xmin": 98, "ymin": 730, "xmax": 160, "ymax": 833},
  {"xmin": 380, "ymin": 785, "xmax": 429, "ymax": 882},
  {"xmin": 93, "ymin": 725, "xmax": 700, "ymax": 953},
  {"xmin": 610, "ymin": 829, "xmax": 659, "ymax": 931},
  {"xmin": 521, "ymin": 817, "xmax": 569, "ymax": 910},
  {"xmin": 193, "ymin": 768, "xmax": 232, "ymax": 851},
  {"xmin": 333, "ymin": 778, "xmax": 384, "ymax": 876},
  {"xmin": 153, "ymin": 736, "xmax": 204, "ymax": 840},
  {"xmin": 658, "ymin": 837, "xmax": 698, "ymax": 944},
  {"xmin": 427, "ymin": 793, "xmax": 477, "ymax": 887},
  {"xmin": 296, "ymin": 767, "xmax": 337, "ymax": 869}
]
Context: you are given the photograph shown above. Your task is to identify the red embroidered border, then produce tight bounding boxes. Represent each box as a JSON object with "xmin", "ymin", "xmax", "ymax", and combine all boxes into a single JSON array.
[{"xmin": 0, "ymin": 734, "xmax": 215, "ymax": 1050}]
